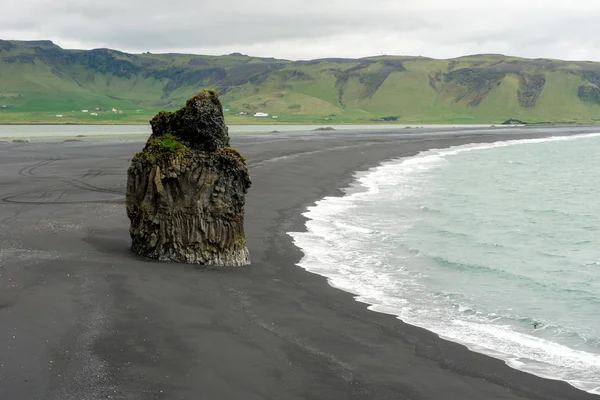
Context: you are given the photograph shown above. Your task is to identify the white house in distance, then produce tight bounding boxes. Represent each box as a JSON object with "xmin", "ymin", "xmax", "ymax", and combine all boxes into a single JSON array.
[
  {"xmin": 253, "ymin": 112, "xmax": 269, "ymax": 118},
  {"xmin": 81, "ymin": 109, "xmax": 88, "ymax": 113}
]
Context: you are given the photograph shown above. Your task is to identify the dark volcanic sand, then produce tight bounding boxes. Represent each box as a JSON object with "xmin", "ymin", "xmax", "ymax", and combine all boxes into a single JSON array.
[{"xmin": 0, "ymin": 126, "xmax": 599, "ymax": 400}]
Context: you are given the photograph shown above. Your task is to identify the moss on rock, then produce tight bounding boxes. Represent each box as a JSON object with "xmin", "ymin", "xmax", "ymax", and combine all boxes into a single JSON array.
[
  {"xmin": 136, "ymin": 133, "xmax": 188, "ymax": 163},
  {"xmin": 147, "ymin": 133, "xmax": 187, "ymax": 156}
]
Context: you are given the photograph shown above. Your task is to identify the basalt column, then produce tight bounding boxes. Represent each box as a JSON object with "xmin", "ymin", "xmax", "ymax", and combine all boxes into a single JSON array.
[{"xmin": 126, "ymin": 90, "xmax": 251, "ymax": 266}]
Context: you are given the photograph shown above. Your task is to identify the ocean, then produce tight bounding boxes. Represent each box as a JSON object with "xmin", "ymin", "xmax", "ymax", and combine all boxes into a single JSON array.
[{"xmin": 289, "ymin": 133, "xmax": 600, "ymax": 394}]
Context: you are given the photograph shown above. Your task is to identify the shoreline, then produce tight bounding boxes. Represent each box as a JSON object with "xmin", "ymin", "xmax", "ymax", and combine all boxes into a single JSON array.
[
  {"xmin": 287, "ymin": 133, "xmax": 600, "ymax": 395},
  {"xmin": 238, "ymin": 126, "xmax": 600, "ymax": 399},
  {"xmin": 0, "ymin": 127, "xmax": 599, "ymax": 398}
]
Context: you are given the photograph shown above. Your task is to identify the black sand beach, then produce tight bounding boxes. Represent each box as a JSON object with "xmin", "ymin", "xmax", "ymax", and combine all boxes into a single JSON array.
[{"xmin": 0, "ymin": 126, "xmax": 599, "ymax": 399}]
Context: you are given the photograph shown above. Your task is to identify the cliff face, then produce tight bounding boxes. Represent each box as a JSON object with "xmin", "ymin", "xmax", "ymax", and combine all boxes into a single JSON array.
[{"xmin": 126, "ymin": 90, "xmax": 251, "ymax": 267}]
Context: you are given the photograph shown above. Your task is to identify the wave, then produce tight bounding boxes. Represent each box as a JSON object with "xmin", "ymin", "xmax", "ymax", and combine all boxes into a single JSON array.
[{"xmin": 288, "ymin": 132, "xmax": 600, "ymax": 395}]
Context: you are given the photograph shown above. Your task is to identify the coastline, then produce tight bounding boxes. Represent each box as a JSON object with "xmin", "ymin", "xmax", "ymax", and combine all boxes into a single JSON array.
[
  {"xmin": 0, "ymin": 127, "xmax": 598, "ymax": 398},
  {"xmin": 287, "ymin": 132, "xmax": 600, "ymax": 395},
  {"xmin": 239, "ymin": 126, "xmax": 600, "ymax": 399}
]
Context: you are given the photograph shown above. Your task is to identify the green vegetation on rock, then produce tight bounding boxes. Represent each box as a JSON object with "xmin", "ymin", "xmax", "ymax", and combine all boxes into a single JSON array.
[
  {"xmin": 149, "ymin": 133, "xmax": 186, "ymax": 153},
  {"xmin": 136, "ymin": 133, "xmax": 187, "ymax": 163},
  {"xmin": 3, "ymin": 40, "xmax": 600, "ymax": 124}
]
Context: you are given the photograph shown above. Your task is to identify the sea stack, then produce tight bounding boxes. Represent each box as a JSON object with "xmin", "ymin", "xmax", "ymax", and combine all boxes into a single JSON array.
[{"xmin": 125, "ymin": 89, "xmax": 251, "ymax": 266}]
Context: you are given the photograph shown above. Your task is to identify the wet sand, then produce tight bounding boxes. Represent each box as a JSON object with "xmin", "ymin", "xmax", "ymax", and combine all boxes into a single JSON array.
[{"xmin": 0, "ymin": 126, "xmax": 598, "ymax": 399}]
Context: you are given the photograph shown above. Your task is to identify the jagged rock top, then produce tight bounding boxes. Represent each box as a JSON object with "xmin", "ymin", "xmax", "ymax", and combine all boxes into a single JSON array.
[{"xmin": 148, "ymin": 89, "xmax": 230, "ymax": 152}]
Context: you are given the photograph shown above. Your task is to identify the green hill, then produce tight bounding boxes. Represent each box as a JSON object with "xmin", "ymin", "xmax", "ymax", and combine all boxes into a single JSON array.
[{"xmin": 2, "ymin": 40, "xmax": 600, "ymax": 124}]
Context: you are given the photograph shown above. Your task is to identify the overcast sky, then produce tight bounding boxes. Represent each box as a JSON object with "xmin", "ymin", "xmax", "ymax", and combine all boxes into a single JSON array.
[{"xmin": 1, "ymin": 0, "xmax": 598, "ymax": 61}]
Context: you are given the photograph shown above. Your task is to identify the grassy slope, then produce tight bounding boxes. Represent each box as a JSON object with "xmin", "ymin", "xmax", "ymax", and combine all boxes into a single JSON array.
[{"xmin": 2, "ymin": 41, "xmax": 600, "ymax": 124}]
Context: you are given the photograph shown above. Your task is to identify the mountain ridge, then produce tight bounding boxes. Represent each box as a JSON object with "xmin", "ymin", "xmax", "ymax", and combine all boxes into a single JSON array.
[{"xmin": 2, "ymin": 40, "xmax": 600, "ymax": 124}]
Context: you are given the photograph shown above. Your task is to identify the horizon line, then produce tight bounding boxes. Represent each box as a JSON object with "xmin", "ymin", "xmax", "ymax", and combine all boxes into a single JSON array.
[{"xmin": 2, "ymin": 38, "xmax": 598, "ymax": 64}]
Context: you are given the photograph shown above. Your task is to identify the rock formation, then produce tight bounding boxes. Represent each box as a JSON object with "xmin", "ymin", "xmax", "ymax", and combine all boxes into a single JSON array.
[{"xmin": 126, "ymin": 89, "xmax": 251, "ymax": 266}]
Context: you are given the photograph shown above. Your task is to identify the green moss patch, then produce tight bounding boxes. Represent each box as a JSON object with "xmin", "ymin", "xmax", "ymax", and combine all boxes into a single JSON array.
[{"xmin": 138, "ymin": 133, "xmax": 188, "ymax": 162}]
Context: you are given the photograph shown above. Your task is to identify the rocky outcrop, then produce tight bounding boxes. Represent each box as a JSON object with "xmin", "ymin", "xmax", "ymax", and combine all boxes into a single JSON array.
[
  {"xmin": 501, "ymin": 118, "xmax": 528, "ymax": 125},
  {"xmin": 518, "ymin": 74, "xmax": 546, "ymax": 108},
  {"xmin": 126, "ymin": 89, "xmax": 251, "ymax": 266}
]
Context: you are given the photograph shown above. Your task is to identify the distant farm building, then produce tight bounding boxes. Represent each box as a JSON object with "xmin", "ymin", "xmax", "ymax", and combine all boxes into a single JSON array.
[
  {"xmin": 239, "ymin": 111, "xmax": 248, "ymax": 115},
  {"xmin": 272, "ymin": 115, "xmax": 278, "ymax": 119},
  {"xmin": 254, "ymin": 112, "xmax": 269, "ymax": 118},
  {"xmin": 81, "ymin": 110, "xmax": 88, "ymax": 113},
  {"xmin": 56, "ymin": 114, "xmax": 63, "ymax": 118},
  {"xmin": 90, "ymin": 113, "xmax": 98, "ymax": 116}
]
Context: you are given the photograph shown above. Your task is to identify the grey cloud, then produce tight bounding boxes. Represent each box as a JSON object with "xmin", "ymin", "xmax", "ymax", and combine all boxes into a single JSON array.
[{"xmin": 1, "ymin": 0, "xmax": 600, "ymax": 60}]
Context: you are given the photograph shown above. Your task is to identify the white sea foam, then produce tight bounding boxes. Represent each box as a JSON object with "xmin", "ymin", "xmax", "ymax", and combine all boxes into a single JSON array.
[{"xmin": 288, "ymin": 132, "xmax": 600, "ymax": 395}]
